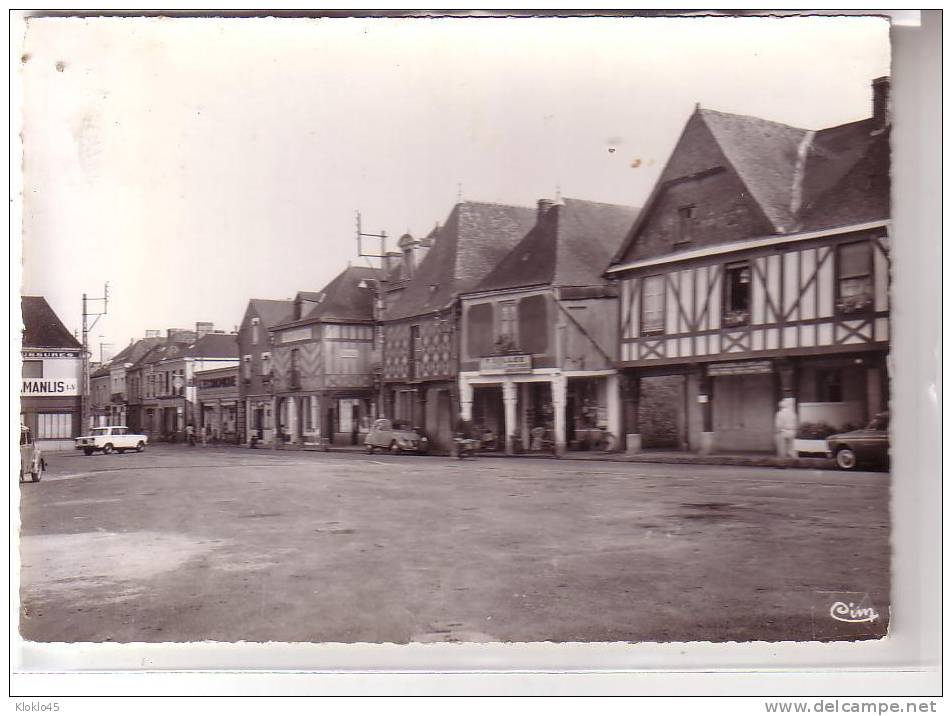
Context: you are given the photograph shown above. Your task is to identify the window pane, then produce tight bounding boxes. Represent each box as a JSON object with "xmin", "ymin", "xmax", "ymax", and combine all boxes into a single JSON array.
[
  {"xmin": 841, "ymin": 276, "xmax": 872, "ymax": 298},
  {"xmin": 22, "ymin": 360, "xmax": 42, "ymax": 378},
  {"xmin": 839, "ymin": 242, "xmax": 871, "ymax": 278}
]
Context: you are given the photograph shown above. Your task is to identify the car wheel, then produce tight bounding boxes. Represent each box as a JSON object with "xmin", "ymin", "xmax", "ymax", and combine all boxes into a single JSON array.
[
  {"xmin": 136, "ymin": 442, "xmax": 145, "ymax": 453},
  {"xmin": 835, "ymin": 447, "xmax": 858, "ymax": 470},
  {"xmin": 389, "ymin": 441, "xmax": 400, "ymax": 455},
  {"xmin": 366, "ymin": 443, "xmax": 375, "ymax": 454},
  {"xmin": 102, "ymin": 443, "xmax": 114, "ymax": 455},
  {"xmin": 83, "ymin": 448, "xmax": 93, "ymax": 456}
]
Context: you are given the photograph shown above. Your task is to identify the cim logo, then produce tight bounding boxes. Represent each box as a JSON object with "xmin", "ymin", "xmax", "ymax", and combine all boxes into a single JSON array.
[{"xmin": 829, "ymin": 600, "xmax": 880, "ymax": 624}]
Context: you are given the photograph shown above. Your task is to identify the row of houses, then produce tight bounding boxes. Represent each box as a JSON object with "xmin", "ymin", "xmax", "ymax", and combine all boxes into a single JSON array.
[
  {"xmin": 23, "ymin": 77, "xmax": 890, "ymax": 456},
  {"xmin": 231, "ymin": 77, "xmax": 891, "ymax": 456}
]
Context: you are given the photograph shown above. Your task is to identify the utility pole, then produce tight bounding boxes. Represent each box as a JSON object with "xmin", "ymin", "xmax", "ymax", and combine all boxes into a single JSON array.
[
  {"xmin": 81, "ymin": 283, "xmax": 109, "ymax": 430},
  {"xmin": 355, "ymin": 212, "xmax": 388, "ymax": 419}
]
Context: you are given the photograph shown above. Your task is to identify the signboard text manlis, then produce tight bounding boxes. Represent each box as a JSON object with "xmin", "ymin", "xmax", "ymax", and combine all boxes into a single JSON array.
[{"xmin": 22, "ymin": 379, "xmax": 79, "ymax": 396}]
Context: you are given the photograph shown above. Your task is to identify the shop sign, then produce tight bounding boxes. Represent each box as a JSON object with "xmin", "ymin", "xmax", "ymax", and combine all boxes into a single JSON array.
[
  {"xmin": 23, "ymin": 350, "xmax": 80, "ymax": 358},
  {"xmin": 22, "ymin": 379, "xmax": 79, "ymax": 396},
  {"xmin": 340, "ymin": 349, "xmax": 359, "ymax": 359},
  {"xmin": 479, "ymin": 354, "xmax": 532, "ymax": 374},
  {"xmin": 280, "ymin": 327, "xmax": 312, "ymax": 343},
  {"xmin": 708, "ymin": 360, "xmax": 773, "ymax": 377}
]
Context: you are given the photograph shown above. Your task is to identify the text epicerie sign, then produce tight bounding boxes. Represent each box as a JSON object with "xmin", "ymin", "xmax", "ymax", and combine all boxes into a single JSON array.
[{"xmin": 22, "ymin": 379, "xmax": 79, "ymax": 396}]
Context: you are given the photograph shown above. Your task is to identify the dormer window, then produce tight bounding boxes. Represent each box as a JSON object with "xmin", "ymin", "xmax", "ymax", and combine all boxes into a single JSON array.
[{"xmin": 677, "ymin": 205, "xmax": 696, "ymax": 245}]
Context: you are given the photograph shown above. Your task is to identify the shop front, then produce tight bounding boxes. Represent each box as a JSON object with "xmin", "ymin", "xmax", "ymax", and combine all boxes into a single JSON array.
[
  {"xmin": 272, "ymin": 391, "xmax": 373, "ymax": 447},
  {"xmin": 459, "ymin": 354, "xmax": 621, "ymax": 455}
]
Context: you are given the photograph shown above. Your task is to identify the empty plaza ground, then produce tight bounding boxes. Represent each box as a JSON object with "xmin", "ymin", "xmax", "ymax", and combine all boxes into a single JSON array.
[{"xmin": 17, "ymin": 445, "xmax": 889, "ymax": 643}]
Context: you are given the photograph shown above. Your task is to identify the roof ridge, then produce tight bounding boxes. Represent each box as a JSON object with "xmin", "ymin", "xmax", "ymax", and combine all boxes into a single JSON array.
[{"xmin": 698, "ymin": 106, "xmax": 809, "ymax": 133}]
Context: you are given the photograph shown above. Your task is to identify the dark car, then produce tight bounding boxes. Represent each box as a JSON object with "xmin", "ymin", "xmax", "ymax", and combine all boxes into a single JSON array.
[{"xmin": 826, "ymin": 412, "xmax": 889, "ymax": 471}]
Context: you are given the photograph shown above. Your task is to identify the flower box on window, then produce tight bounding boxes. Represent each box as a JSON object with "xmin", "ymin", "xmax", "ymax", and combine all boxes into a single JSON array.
[
  {"xmin": 836, "ymin": 293, "xmax": 873, "ymax": 315},
  {"xmin": 722, "ymin": 309, "xmax": 750, "ymax": 327}
]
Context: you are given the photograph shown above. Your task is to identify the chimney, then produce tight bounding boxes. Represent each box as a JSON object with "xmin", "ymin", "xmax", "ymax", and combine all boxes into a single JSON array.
[
  {"xmin": 872, "ymin": 76, "xmax": 889, "ymax": 130},
  {"xmin": 383, "ymin": 250, "xmax": 401, "ymax": 276},
  {"xmin": 537, "ymin": 198, "xmax": 556, "ymax": 222},
  {"xmin": 196, "ymin": 322, "xmax": 213, "ymax": 339},
  {"xmin": 144, "ymin": 329, "xmax": 160, "ymax": 339}
]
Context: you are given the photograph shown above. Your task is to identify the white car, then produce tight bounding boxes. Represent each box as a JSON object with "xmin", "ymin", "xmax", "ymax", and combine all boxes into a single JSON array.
[{"xmin": 75, "ymin": 426, "xmax": 147, "ymax": 456}]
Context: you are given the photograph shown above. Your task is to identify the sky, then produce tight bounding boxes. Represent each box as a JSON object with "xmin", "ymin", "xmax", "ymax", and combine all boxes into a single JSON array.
[{"xmin": 17, "ymin": 15, "xmax": 890, "ymax": 356}]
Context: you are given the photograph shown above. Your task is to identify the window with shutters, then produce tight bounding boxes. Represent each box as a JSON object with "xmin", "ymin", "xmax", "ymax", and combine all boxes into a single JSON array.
[
  {"xmin": 641, "ymin": 275, "xmax": 665, "ymax": 335},
  {"xmin": 836, "ymin": 242, "xmax": 874, "ymax": 314}
]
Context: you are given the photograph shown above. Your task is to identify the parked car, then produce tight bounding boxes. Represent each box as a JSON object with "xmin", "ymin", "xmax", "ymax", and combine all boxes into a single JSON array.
[
  {"xmin": 826, "ymin": 412, "xmax": 889, "ymax": 471},
  {"xmin": 365, "ymin": 419, "xmax": 429, "ymax": 455},
  {"xmin": 75, "ymin": 426, "xmax": 148, "ymax": 456},
  {"xmin": 19, "ymin": 424, "xmax": 44, "ymax": 483}
]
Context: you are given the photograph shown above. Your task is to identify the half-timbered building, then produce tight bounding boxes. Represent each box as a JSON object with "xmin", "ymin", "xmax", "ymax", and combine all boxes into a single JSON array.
[
  {"xmin": 382, "ymin": 201, "xmax": 536, "ymax": 453},
  {"xmin": 606, "ymin": 77, "xmax": 891, "ymax": 454},
  {"xmin": 458, "ymin": 198, "xmax": 639, "ymax": 454},
  {"xmin": 269, "ymin": 265, "xmax": 381, "ymax": 447}
]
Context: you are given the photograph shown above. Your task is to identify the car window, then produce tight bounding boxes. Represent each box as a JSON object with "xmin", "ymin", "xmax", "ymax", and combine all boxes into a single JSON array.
[
  {"xmin": 374, "ymin": 419, "xmax": 391, "ymax": 431},
  {"xmin": 92, "ymin": 428, "xmax": 108, "ymax": 436}
]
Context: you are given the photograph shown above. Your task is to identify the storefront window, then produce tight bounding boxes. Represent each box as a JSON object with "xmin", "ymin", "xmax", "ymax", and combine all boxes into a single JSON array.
[{"xmin": 37, "ymin": 413, "xmax": 72, "ymax": 439}]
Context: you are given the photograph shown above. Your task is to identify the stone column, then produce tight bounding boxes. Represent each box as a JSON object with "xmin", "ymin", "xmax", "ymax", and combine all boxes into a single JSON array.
[
  {"xmin": 605, "ymin": 373, "xmax": 621, "ymax": 451},
  {"xmin": 519, "ymin": 382, "xmax": 530, "ymax": 450},
  {"xmin": 502, "ymin": 380, "xmax": 518, "ymax": 454},
  {"xmin": 288, "ymin": 396, "xmax": 299, "ymax": 445},
  {"xmin": 551, "ymin": 374, "xmax": 567, "ymax": 456},
  {"xmin": 621, "ymin": 372, "xmax": 641, "ymax": 454},
  {"xmin": 458, "ymin": 376, "xmax": 474, "ymax": 423},
  {"xmin": 270, "ymin": 396, "xmax": 279, "ymax": 448}
]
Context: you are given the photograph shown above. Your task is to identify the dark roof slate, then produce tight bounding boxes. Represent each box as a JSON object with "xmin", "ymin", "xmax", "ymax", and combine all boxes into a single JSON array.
[
  {"xmin": 274, "ymin": 266, "xmax": 382, "ymax": 328},
  {"xmin": 476, "ymin": 198, "xmax": 640, "ymax": 293},
  {"xmin": 249, "ymin": 298, "xmax": 295, "ymax": 329},
  {"xmin": 386, "ymin": 201, "xmax": 536, "ymax": 320},
  {"xmin": 21, "ymin": 296, "xmax": 82, "ymax": 349},
  {"xmin": 699, "ymin": 108, "xmax": 808, "ymax": 233}
]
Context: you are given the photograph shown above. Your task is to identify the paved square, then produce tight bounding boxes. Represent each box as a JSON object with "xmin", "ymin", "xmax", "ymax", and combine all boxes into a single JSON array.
[{"xmin": 17, "ymin": 446, "xmax": 889, "ymax": 643}]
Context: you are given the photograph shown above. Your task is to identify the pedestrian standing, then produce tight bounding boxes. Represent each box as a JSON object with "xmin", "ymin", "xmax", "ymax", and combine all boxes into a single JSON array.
[
  {"xmin": 186, "ymin": 423, "xmax": 195, "ymax": 447},
  {"xmin": 202, "ymin": 424, "xmax": 210, "ymax": 448}
]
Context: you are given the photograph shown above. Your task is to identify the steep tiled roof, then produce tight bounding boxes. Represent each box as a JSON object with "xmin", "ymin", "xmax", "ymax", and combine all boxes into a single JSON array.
[
  {"xmin": 21, "ymin": 296, "xmax": 82, "ymax": 349},
  {"xmin": 303, "ymin": 266, "xmax": 381, "ymax": 324},
  {"xmin": 476, "ymin": 198, "xmax": 639, "ymax": 293},
  {"xmin": 140, "ymin": 342, "xmax": 190, "ymax": 365},
  {"xmin": 799, "ymin": 127, "xmax": 890, "ymax": 230},
  {"xmin": 612, "ymin": 87, "xmax": 890, "ymax": 265},
  {"xmin": 184, "ymin": 332, "xmax": 239, "ymax": 359},
  {"xmin": 90, "ymin": 364, "xmax": 111, "ymax": 378},
  {"xmin": 110, "ymin": 337, "xmax": 163, "ymax": 367},
  {"xmin": 249, "ymin": 298, "xmax": 295, "ymax": 329},
  {"xmin": 386, "ymin": 201, "xmax": 536, "ymax": 320},
  {"xmin": 699, "ymin": 109, "xmax": 808, "ymax": 233}
]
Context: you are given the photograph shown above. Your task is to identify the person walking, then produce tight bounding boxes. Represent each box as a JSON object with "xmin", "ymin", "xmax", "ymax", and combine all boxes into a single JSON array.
[{"xmin": 185, "ymin": 423, "xmax": 196, "ymax": 447}]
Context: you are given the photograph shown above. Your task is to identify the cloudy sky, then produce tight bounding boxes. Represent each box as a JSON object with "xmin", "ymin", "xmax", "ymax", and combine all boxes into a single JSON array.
[{"xmin": 18, "ymin": 14, "xmax": 890, "ymax": 354}]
